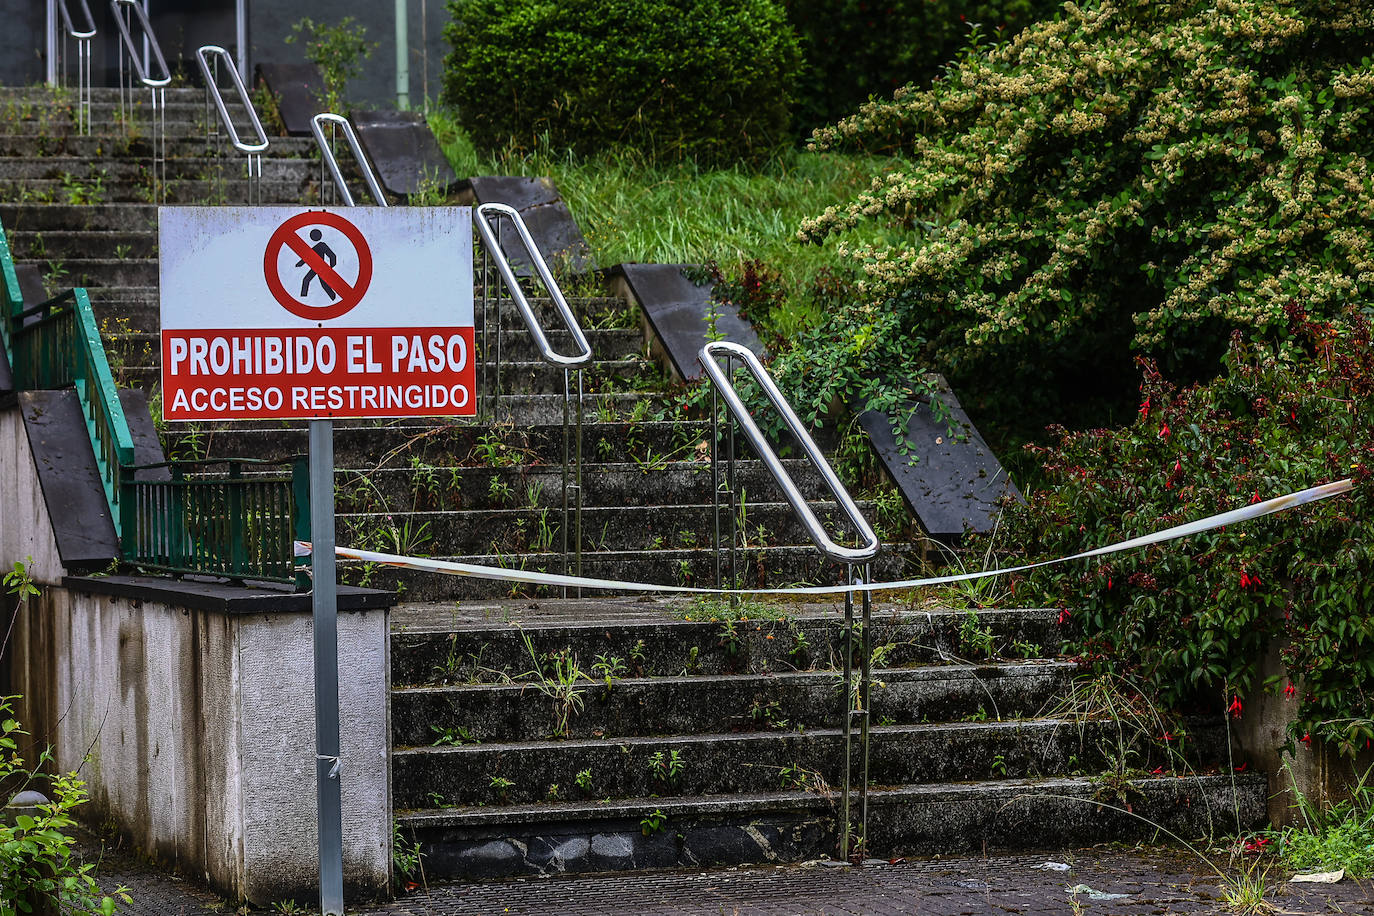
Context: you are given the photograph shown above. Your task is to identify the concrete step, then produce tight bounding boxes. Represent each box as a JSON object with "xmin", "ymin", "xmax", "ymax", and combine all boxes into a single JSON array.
[
  {"xmin": 163, "ymin": 419, "xmax": 713, "ymax": 466},
  {"xmin": 344, "ymin": 542, "xmax": 915, "ymax": 600},
  {"xmin": 390, "ymin": 604, "xmax": 1061, "ymax": 687},
  {"xmin": 338, "ymin": 499, "xmax": 882, "ymax": 558},
  {"xmin": 333, "ymin": 459, "xmax": 827, "ymax": 512},
  {"xmin": 0, "ymin": 177, "xmax": 312, "ymax": 205},
  {"xmin": 0, "ymin": 156, "xmax": 314, "ymax": 182},
  {"xmin": 0, "ymin": 87, "xmax": 206, "ymax": 103},
  {"xmin": 392, "ymin": 660, "xmax": 1078, "ymax": 746},
  {"xmin": 0, "ymin": 134, "xmax": 317, "ymax": 159},
  {"xmin": 6, "ymin": 229, "xmax": 156, "ymax": 260},
  {"xmin": 0, "ymin": 202, "xmax": 154, "ymax": 231},
  {"xmin": 398, "ymin": 773, "xmax": 1267, "ymax": 878},
  {"xmin": 21, "ymin": 256, "xmax": 156, "ymax": 288}
]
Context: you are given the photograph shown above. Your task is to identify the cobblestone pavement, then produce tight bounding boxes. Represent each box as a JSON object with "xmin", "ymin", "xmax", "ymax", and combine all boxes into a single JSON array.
[{"xmin": 85, "ymin": 834, "xmax": 1372, "ymax": 916}]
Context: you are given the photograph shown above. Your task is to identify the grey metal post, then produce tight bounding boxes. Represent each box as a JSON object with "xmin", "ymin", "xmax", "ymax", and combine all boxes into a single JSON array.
[
  {"xmin": 46, "ymin": 0, "xmax": 59, "ymax": 86},
  {"xmin": 309, "ymin": 419, "xmax": 345, "ymax": 916}
]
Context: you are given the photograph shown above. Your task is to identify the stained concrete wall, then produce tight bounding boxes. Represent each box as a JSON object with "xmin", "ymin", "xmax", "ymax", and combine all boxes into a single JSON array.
[{"xmin": 0, "ymin": 403, "xmax": 392, "ymax": 904}]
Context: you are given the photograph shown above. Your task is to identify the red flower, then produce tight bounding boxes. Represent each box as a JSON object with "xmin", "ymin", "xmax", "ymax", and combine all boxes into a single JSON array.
[
  {"xmin": 1250, "ymin": 490, "xmax": 1262, "ymax": 504},
  {"xmin": 1234, "ymin": 762, "xmax": 1248, "ymax": 772},
  {"xmin": 1284, "ymin": 682, "xmax": 1296, "ymax": 698},
  {"xmin": 1228, "ymin": 696, "xmax": 1243, "ymax": 719},
  {"xmin": 1159, "ymin": 423, "xmax": 1171, "ymax": 438},
  {"xmin": 1057, "ymin": 608, "xmax": 1072, "ymax": 624},
  {"xmin": 1150, "ymin": 766, "xmax": 1164, "ymax": 775},
  {"xmin": 1301, "ymin": 732, "xmax": 1312, "ymax": 747},
  {"xmin": 1160, "ymin": 731, "xmax": 1174, "ymax": 742}
]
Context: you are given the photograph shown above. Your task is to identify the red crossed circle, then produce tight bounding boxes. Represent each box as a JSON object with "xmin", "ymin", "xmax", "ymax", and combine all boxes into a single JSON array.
[{"xmin": 263, "ymin": 210, "xmax": 373, "ymax": 321}]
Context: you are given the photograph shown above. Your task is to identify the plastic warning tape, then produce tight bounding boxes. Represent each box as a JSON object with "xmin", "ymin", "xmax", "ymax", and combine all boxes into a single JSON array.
[{"xmin": 299, "ymin": 478, "xmax": 1354, "ymax": 597}]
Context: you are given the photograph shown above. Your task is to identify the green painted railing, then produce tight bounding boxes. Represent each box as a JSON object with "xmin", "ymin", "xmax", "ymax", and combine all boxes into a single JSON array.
[
  {"xmin": 0, "ymin": 217, "xmax": 311, "ymax": 589},
  {"xmin": 120, "ymin": 458, "xmax": 312, "ymax": 587},
  {"xmin": 11, "ymin": 288, "xmax": 136, "ymax": 529}
]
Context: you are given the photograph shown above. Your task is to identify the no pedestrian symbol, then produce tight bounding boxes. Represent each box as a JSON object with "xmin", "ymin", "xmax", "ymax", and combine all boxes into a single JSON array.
[{"xmin": 263, "ymin": 211, "xmax": 373, "ymax": 321}]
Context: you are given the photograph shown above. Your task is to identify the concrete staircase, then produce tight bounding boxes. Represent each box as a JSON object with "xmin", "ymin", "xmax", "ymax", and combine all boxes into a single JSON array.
[{"xmin": 0, "ymin": 83, "xmax": 1267, "ymax": 881}]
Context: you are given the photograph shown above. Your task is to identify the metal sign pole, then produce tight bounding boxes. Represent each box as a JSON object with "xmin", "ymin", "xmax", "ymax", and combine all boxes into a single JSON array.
[
  {"xmin": 309, "ymin": 418, "xmax": 345, "ymax": 916},
  {"xmin": 46, "ymin": 0, "xmax": 58, "ymax": 86}
]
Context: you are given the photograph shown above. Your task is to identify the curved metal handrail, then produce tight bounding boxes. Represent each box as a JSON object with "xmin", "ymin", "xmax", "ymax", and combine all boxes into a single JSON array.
[
  {"xmin": 474, "ymin": 203, "xmax": 592, "ymax": 369},
  {"xmin": 196, "ymin": 45, "xmax": 269, "ymax": 153},
  {"xmin": 59, "ymin": 0, "xmax": 96, "ymax": 38},
  {"xmin": 310, "ymin": 113, "xmax": 388, "ymax": 207},
  {"xmin": 109, "ymin": 0, "xmax": 171, "ymax": 88},
  {"xmin": 699, "ymin": 340, "xmax": 879, "ymax": 564}
]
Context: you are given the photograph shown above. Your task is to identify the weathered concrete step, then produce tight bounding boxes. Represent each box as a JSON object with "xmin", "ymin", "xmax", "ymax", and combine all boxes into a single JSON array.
[
  {"xmin": 392, "ymin": 661, "xmax": 1077, "ymax": 746},
  {"xmin": 392, "ymin": 719, "xmax": 1121, "ymax": 808},
  {"xmin": 165, "ymin": 419, "xmax": 712, "ymax": 466},
  {"xmin": 342, "ymin": 499, "xmax": 883, "ymax": 557},
  {"xmin": 334, "ymin": 459, "xmax": 825, "ymax": 511},
  {"xmin": 344, "ymin": 542, "xmax": 915, "ymax": 601},
  {"xmin": 0, "ymin": 87, "xmax": 206, "ymax": 103},
  {"xmin": 0, "ymin": 157, "xmax": 313, "ymax": 182},
  {"xmin": 20, "ymin": 257, "xmax": 155, "ymax": 288},
  {"xmin": 0, "ymin": 177, "xmax": 311, "ymax": 205},
  {"xmin": 398, "ymin": 773, "xmax": 1267, "ymax": 879},
  {"xmin": 7, "ymin": 230, "xmax": 156, "ymax": 260},
  {"xmin": 0, "ymin": 202, "xmax": 154, "ymax": 231},
  {"xmin": 391, "ymin": 606, "xmax": 1061, "ymax": 686},
  {"xmin": 0, "ymin": 135, "xmax": 317, "ymax": 159}
]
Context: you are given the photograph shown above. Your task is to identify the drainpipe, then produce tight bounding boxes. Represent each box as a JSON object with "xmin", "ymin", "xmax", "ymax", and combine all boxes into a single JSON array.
[
  {"xmin": 395, "ymin": 0, "xmax": 409, "ymax": 110},
  {"xmin": 46, "ymin": 0, "xmax": 58, "ymax": 86}
]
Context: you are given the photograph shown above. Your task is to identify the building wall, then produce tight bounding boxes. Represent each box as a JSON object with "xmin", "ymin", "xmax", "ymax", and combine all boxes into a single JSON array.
[{"xmin": 0, "ymin": 0, "xmax": 46, "ymax": 88}]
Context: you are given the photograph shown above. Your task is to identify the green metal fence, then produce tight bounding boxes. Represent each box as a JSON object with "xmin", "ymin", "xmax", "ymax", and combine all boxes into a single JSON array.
[
  {"xmin": 121, "ymin": 458, "xmax": 312, "ymax": 587},
  {"xmin": 11, "ymin": 288, "xmax": 136, "ymax": 528},
  {"xmin": 0, "ymin": 217, "xmax": 311, "ymax": 590}
]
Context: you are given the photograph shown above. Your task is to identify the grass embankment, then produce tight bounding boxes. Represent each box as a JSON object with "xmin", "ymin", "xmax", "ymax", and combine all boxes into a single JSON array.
[{"xmin": 429, "ymin": 109, "xmax": 896, "ymax": 338}]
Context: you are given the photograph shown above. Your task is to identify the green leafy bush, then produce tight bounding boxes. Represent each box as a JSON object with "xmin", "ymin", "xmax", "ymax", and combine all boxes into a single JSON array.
[
  {"xmin": 784, "ymin": 0, "xmax": 1062, "ymax": 133},
  {"xmin": 284, "ymin": 16, "xmax": 376, "ymax": 114},
  {"xmin": 441, "ymin": 0, "xmax": 802, "ymax": 165},
  {"xmin": 995, "ymin": 304, "xmax": 1374, "ymax": 756},
  {"xmin": 796, "ymin": 0, "xmax": 1374, "ymax": 437},
  {"xmin": 0, "ymin": 699, "xmax": 131, "ymax": 915}
]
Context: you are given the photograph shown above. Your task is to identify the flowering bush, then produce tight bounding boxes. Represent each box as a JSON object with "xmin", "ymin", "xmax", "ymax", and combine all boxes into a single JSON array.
[
  {"xmin": 796, "ymin": 0, "xmax": 1374, "ymax": 429},
  {"xmin": 995, "ymin": 305, "xmax": 1374, "ymax": 755}
]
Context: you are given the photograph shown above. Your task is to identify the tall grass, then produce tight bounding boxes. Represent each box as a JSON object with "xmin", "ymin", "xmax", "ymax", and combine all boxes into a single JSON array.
[{"xmin": 429, "ymin": 108, "xmax": 899, "ymax": 334}]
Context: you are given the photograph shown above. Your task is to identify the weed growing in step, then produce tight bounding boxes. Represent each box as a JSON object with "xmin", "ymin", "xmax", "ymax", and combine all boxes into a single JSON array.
[
  {"xmin": 488, "ymin": 776, "xmax": 514, "ymax": 801},
  {"xmin": 647, "ymin": 750, "xmax": 685, "ymax": 785},
  {"xmin": 958, "ymin": 608, "xmax": 998, "ymax": 660},
  {"xmin": 392, "ymin": 825, "xmax": 426, "ymax": 892},
  {"xmin": 575, "ymin": 769, "xmax": 594, "ymax": 794},
  {"xmin": 639, "ymin": 809, "xmax": 667, "ymax": 836},
  {"xmin": 429, "ymin": 725, "xmax": 478, "ymax": 747},
  {"xmin": 520, "ymin": 633, "xmax": 588, "ymax": 738}
]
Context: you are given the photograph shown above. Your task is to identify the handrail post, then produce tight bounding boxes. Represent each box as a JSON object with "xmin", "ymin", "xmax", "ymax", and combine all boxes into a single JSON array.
[
  {"xmin": 57, "ymin": 0, "xmax": 96, "ymax": 134},
  {"xmin": 110, "ymin": 0, "xmax": 171, "ymax": 202},
  {"xmin": 698, "ymin": 339, "xmax": 880, "ymax": 862},
  {"xmin": 197, "ymin": 45, "xmax": 271, "ymax": 205},
  {"xmin": 473, "ymin": 204, "xmax": 594, "ymax": 591},
  {"xmin": 310, "ymin": 113, "xmax": 388, "ymax": 208}
]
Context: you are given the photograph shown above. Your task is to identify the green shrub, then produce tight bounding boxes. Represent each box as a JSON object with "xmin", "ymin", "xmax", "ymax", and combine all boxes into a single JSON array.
[
  {"xmin": 793, "ymin": 0, "xmax": 1374, "ymax": 440},
  {"xmin": 441, "ymin": 0, "xmax": 802, "ymax": 165},
  {"xmin": 784, "ymin": 0, "xmax": 1063, "ymax": 133},
  {"xmin": 994, "ymin": 304, "xmax": 1374, "ymax": 756},
  {"xmin": 284, "ymin": 16, "xmax": 376, "ymax": 114}
]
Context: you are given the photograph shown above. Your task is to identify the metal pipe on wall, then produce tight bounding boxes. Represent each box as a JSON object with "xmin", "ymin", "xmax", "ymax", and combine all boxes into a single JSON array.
[
  {"xmin": 395, "ymin": 0, "xmax": 409, "ymax": 109},
  {"xmin": 236, "ymin": 0, "xmax": 249, "ymax": 81},
  {"xmin": 46, "ymin": 0, "xmax": 59, "ymax": 85}
]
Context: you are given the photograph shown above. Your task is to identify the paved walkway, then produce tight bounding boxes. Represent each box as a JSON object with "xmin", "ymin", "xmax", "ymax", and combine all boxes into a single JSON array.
[{"xmin": 84, "ymin": 834, "xmax": 1371, "ymax": 916}]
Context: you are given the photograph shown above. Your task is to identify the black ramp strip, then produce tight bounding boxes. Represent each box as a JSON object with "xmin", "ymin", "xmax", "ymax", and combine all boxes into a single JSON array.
[
  {"xmin": 614, "ymin": 263, "xmax": 764, "ymax": 381},
  {"xmin": 19, "ymin": 389, "xmax": 119, "ymax": 570},
  {"xmin": 119, "ymin": 387, "xmax": 169, "ymax": 480},
  {"xmin": 857, "ymin": 375, "xmax": 1021, "ymax": 539},
  {"xmin": 351, "ymin": 109, "xmax": 458, "ymax": 197},
  {"xmin": 255, "ymin": 62, "xmax": 326, "ymax": 136},
  {"xmin": 465, "ymin": 176, "xmax": 594, "ymax": 277}
]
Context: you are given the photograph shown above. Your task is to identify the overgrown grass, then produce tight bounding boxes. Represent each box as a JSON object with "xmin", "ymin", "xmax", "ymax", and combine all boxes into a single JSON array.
[
  {"xmin": 429, "ymin": 109, "xmax": 900, "ymax": 336},
  {"xmin": 1266, "ymin": 764, "xmax": 1374, "ymax": 878}
]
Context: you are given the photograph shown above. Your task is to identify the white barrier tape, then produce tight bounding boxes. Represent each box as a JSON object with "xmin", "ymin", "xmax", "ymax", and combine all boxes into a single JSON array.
[{"xmin": 298, "ymin": 478, "xmax": 1354, "ymax": 597}]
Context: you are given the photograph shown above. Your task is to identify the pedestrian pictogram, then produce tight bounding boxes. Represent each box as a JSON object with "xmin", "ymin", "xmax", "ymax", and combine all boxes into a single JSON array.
[{"xmin": 263, "ymin": 210, "xmax": 373, "ymax": 321}]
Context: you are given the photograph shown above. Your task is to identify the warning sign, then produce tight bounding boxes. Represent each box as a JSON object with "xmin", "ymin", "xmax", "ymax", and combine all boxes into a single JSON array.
[{"xmin": 159, "ymin": 207, "xmax": 474, "ymax": 421}]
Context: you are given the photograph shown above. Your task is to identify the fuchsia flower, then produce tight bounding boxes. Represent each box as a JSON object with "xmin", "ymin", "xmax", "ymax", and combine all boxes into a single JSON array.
[
  {"xmin": 1057, "ymin": 608, "xmax": 1072, "ymax": 625},
  {"xmin": 1159, "ymin": 423, "xmax": 1171, "ymax": 438},
  {"xmin": 1284, "ymin": 682, "xmax": 1297, "ymax": 698},
  {"xmin": 1228, "ymin": 696, "xmax": 1243, "ymax": 718},
  {"xmin": 1301, "ymin": 733, "xmax": 1312, "ymax": 747}
]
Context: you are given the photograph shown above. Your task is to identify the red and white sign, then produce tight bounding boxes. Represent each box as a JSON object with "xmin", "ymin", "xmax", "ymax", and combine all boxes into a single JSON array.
[{"xmin": 158, "ymin": 207, "xmax": 474, "ymax": 421}]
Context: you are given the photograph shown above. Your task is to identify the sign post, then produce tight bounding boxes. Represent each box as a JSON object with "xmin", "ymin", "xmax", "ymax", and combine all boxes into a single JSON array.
[{"xmin": 159, "ymin": 206, "xmax": 474, "ymax": 915}]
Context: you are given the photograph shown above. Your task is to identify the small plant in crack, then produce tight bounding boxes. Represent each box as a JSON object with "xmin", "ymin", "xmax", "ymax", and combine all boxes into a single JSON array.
[{"xmin": 520, "ymin": 633, "xmax": 588, "ymax": 738}]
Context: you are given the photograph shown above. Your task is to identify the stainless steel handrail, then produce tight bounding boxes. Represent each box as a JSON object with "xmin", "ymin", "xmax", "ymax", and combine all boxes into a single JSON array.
[
  {"xmin": 474, "ymin": 204, "xmax": 593, "ymax": 369},
  {"xmin": 110, "ymin": 0, "xmax": 170, "ymax": 202},
  {"xmin": 473, "ymin": 203, "xmax": 592, "ymax": 596},
  {"xmin": 698, "ymin": 338, "xmax": 878, "ymax": 863},
  {"xmin": 197, "ymin": 45, "xmax": 269, "ymax": 204},
  {"xmin": 57, "ymin": 0, "xmax": 95, "ymax": 134},
  {"xmin": 699, "ymin": 340, "xmax": 879, "ymax": 564},
  {"xmin": 310, "ymin": 113, "xmax": 388, "ymax": 207}
]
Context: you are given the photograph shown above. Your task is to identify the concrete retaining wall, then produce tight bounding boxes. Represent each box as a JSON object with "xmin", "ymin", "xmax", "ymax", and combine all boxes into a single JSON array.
[{"xmin": 1, "ymin": 403, "xmax": 393, "ymax": 905}]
